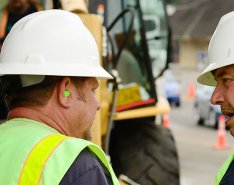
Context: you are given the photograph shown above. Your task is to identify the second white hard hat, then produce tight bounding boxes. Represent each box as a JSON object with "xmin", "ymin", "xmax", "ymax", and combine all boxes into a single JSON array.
[
  {"xmin": 197, "ymin": 11, "xmax": 234, "ymax": 86},
  {"xmin": 0, "ymin": 9, "xmax": 112, "ymax": 87}
]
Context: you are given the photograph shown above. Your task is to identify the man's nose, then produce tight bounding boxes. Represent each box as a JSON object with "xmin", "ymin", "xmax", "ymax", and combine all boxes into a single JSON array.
[{"xmin": 210, "ymin": 85, "xmax": 224, "ymax": 105}]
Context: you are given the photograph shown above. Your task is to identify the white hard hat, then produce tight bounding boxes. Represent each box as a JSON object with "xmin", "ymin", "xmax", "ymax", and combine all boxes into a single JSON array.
[
  {"xmin": 197, "ymin": 11, "xmax": 234, "ymax": 86},
  {"xmin": 0, "ymin": 9, "xmax": 112, "ymax": 87}
]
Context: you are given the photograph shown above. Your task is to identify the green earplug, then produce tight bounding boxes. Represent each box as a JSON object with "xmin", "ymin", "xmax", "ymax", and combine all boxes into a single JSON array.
[{"xmin": 64, "ymin": 90, "xmax": 70, "ymax": 97}]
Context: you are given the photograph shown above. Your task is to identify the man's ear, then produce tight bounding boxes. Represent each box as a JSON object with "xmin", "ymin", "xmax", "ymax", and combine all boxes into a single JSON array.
[{"xmin": 57, "ymin": 77, "xmax": 73, "ymax": 108}]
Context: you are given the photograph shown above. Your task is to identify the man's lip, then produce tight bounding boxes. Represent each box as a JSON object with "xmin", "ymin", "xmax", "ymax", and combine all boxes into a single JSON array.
[
  {"xmin": 225, "ymin": 115, "xmax": 233, "ymax": 127},
  {"xmin": 221, "ymin": 110, "xmax": 234, "ymax": 117}
]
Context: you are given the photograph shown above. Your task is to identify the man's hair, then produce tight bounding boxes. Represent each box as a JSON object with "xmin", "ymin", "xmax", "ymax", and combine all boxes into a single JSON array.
[{"xmin": 1, "ymin": 76, "xmax": 87, "ymax": 110}]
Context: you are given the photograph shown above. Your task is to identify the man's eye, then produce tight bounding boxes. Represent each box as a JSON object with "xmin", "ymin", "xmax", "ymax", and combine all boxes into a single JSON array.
[{"xmin": 223, "ymin": 78, "xmax": 234, "ymax": 85}]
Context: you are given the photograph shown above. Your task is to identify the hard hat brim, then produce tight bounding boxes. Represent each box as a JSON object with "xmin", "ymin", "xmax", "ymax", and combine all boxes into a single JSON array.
[
  {"xmin": 197, "ymin": 59, "xmax": 234, "ymax": 86},
  {"xmin": 0, "ymin": 63, "xmax": 113, "ymax": 79},
  {"xmin": 197, "ymin": 69, "xmax": 217, "ymax": 87}
]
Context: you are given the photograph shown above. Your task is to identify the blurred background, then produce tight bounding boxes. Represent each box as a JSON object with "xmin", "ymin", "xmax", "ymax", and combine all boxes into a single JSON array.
[{"xmin": 1, "ymin": 0, "xmax": 234, "ymax": 184}]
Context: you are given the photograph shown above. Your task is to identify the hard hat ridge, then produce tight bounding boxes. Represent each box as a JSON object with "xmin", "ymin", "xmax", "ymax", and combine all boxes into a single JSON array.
[
  {"xmin": 0, "ymin": 9, "xmax": 112, "ymax": 87},
  {"xmin": 197, "ymin": 11, "xmax": 234, "ymax": 86}
]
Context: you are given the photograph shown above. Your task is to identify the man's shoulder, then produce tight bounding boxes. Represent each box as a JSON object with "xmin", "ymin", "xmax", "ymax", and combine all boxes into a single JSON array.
[
  {"xmin": 220, "ymin": 160, "xmax": 234, "ymax": 184},
  {"xmin": 74, "ymin": 148, "xmax": 102, "ymax": 172},
  {"xmin": 60, "ymin": 148, "xmax": 112, "ymax": 185}
]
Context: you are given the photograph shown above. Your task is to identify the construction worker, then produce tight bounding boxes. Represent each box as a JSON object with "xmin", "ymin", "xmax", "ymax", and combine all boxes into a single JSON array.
[
  {"xmin": 0, "ymin": 9, "xmax": 119, "ymax": 185},
  {"xmin": 197, "ymin": 11, "xmax": 234, "ymax": 185}
]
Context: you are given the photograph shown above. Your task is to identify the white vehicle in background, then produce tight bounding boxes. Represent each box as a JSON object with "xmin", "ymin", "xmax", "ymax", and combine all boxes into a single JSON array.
[
  {"xmin": 194, "ymin": 85, "xmax": 222, "ymax": 129},
  {"xmin": 164, "ymin": 70, "xmax": 181, "ymax": 107}
]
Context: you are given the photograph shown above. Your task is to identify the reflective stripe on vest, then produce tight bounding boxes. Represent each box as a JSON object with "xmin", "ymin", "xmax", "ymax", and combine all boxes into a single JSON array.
[
  {"xmin": 0, "ymin": 119, "xmax": 119, "ymax": 185},
  {"xmin": 18, "ymin": 134, "xmax": 68, "ymax": 185},
  {"xmin": 214, "ymin": 153, "xmax": 234, "ymax": 185}
]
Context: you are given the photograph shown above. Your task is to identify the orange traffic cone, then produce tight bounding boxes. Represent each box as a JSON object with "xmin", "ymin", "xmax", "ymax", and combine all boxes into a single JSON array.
[
  {"xmin": 214, "ymin": 115, "xmax": 229, "ymax": 149},
  {"xmin": 187, "ymin": 82, "xmax": 195, "ymax": 100},
  {"xmin": 162, "ymin": 114, "xmax": 170, "ymax": 128}
]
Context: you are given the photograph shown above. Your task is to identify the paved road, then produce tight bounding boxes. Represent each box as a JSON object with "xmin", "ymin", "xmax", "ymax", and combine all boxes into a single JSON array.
[{"xmin": 167, "ymin": 64, "xmax": 234, "ymax": 185}]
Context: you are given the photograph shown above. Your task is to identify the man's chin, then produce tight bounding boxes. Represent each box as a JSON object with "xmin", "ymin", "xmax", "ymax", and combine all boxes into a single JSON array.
[
  {"xmin": 230, "ymin": 127, "xmax": 234, "ymax": 137},
  {"xmin": 82, "ymin": 131, "xmax": 92, "ymax": 141}
]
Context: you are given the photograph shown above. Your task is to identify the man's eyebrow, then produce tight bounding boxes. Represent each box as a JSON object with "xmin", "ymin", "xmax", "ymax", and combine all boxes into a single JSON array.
[
  {"xmin": 216, "ymin": 71, "xmax": 225, "ymax": 77},
  {"xmin": 214, "ymin": 71, "xmax": 234, "ymax": 79},
  {"xmin": 212, "ymin": 71, "xmax": 225, "ymax": 81}
]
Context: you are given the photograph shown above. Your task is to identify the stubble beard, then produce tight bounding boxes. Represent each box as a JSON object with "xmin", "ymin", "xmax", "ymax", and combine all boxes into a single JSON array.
[{"xmin": 82, "ymin": 129, "xmax": 92, "ymax": 141}]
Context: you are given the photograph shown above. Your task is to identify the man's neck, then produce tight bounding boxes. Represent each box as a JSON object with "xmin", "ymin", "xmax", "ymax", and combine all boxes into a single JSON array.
[{"xmin": 8, "ymin": 107, "xmax": 69, "ymax": 136}]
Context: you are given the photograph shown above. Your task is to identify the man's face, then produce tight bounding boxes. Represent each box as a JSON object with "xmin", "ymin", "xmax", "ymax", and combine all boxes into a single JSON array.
[
  {"xmin": 211, "ymin": 65, "xmax": 234, "ymax": 136},
  {"xmin": 70, "ymin": 77, "xmax": 100, "ymax": 140}
]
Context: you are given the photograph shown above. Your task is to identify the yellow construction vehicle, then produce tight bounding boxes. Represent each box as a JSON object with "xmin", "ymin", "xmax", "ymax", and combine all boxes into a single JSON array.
[
  {"xmin": 86, "ymin": 1, "xmax": 179, "ymax": 185},
  {"xmin": 76, "ymin": 1, "xmax": 180, "ymax": 184}
]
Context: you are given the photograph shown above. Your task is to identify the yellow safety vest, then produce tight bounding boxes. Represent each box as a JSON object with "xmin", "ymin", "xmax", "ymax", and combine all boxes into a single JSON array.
[
  {"xmin": 214, "ymin": 153, "xmax": 234, "ymax": 185},
  {"xmin": 0, "ymin": 118, "xmax": 119, "ymax": 185}
]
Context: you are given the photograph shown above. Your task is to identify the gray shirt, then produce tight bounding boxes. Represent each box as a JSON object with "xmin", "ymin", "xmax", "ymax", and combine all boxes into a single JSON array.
[{"xmin": 59, "ymin": 148, "xmax": 113, "ymax": 185}]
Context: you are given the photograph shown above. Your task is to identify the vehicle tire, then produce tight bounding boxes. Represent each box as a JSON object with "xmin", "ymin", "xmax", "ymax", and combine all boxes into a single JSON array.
[
  {"xmin": 194, "ymin": 108, "xmax": 204, "ymax": 126},
  {"xmin": 109, "ymin": 121, "xmax": 180, "ymax": 185},
  {"xmin": 175, "ymin": 101, "xmax": 180, "ymax": 107},
  {"xmin": 197, "ymin": 117, "xmax": 204, "ymax": 126},
  {"xmin": 207, "ymin": 109, "xmax": 218, "ymax": 129}
]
